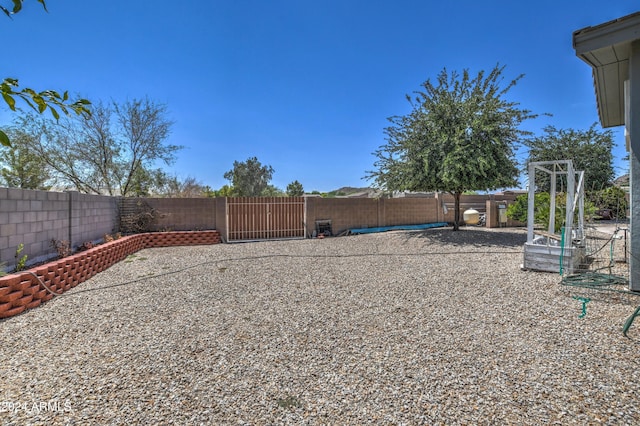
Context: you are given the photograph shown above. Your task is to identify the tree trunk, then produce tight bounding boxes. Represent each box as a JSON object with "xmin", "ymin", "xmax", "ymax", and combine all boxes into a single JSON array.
[{"xmin": 453, "ymin": 192, "xmax": 461, "ymax": 231}]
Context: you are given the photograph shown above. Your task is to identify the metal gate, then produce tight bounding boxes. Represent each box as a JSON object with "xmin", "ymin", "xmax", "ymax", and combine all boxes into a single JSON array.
[{"xmin": 226, "ymin": 197, "xmax": 306, "ymax": 241}]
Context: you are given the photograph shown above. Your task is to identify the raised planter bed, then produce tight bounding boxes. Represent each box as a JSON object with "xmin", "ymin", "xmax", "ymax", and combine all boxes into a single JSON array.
[{"xmin": 0, "ymin": 230, "xmax": 221, "ymax": 319}]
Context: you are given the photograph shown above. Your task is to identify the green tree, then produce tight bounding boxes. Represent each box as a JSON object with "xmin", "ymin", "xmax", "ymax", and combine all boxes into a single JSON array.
[
  {"xmin": 261, "ymin": 184, "xmax": 285, "ymax": 196},
  {"xmin": 0, "ymin": 0, "xmax": 90, "ymax": 147},
  {"xmin": 367, "ymin": 65, "xmax": 537, "ymax": 230},
  {"xmin": 286, "ymin": 180, "xmax": 304, "ymax": 196},
  {"xmin": 223, "ymin": 157, "xmax": 274, "ymax": 197},
  {"xmin": 209, "ymin": 184, "xmax": 235, "ymax": 197},
  {"xmin": 0, "ymin": 128, "xmax": 51, "ymax": 189},
  {"xmin": 525, "ymin": 124, "xmax": 615, "ymax": 192},
  {"xmin": 154, "ymin": 175, "xmax": 209, "ymax": 198},
  {"xmin": 126, "ymin": 167, "xmax": 168, "ymax": 197},
  {"xmin": 13, "ymin": 98, "xmax": 180, "ymax": 196}
]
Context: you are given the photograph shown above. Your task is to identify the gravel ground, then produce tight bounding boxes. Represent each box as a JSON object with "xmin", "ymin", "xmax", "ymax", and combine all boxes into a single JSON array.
[{"xmin": 1, "ymin": 227, "xmax": 639, "ymax": 425}]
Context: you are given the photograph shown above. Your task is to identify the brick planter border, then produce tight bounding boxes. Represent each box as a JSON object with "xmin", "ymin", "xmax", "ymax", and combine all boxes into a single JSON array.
[{"xmin": 0, "ymin": 231, "xmax": 221, "ymax": 319}]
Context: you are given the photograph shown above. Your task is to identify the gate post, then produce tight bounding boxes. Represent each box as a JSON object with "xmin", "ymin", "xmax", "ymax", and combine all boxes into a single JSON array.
[
  {"xmin": 221, "ymin": 197, "xmax": 229, "ymax": 243},
  {"xmin": 303, "ymin": 196, "xmax": 308, "ymax": 239}
]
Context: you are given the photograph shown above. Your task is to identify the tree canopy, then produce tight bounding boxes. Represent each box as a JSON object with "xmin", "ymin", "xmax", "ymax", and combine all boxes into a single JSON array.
[
  {"xmin": 367, "ymin": 64, "xmax": 537, "ymax": 230},
  {"xmin": 524, "ymin": 124, "xmax": 615, "ymax": 192},
  {"xmin": 223, "ymin": 157, "xmax": 275, "ymax": 197},
  {"xmin": 1, "ymin": 0, "xmax": 90, "ymax": 147},
  {"xmin": 153, "ymin": 175, "xmax": 209, "ymax": 198},
  {"xmin": 7, "ymin": 98, "xmax": 180, "ymax": 196},
  {"xmin": 0, "ymin": 128, "xmax": 51, "ymax": 189},
  {"xmin": 286, "ymin": 180, "xmax": 304, "ymax": 196}
]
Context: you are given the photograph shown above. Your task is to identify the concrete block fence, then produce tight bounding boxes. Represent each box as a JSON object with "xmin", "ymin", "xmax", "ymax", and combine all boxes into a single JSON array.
[
  {"xmin": 0, "ymin": 188, "xmax": 118, "ymax": 270},
  {"xmin": 2, "ymin": 187, "xmax": 524, "ymax": 269},
  {"xmin": 0, "ymin": 230, "xmax": 221, "ymax": 320}
]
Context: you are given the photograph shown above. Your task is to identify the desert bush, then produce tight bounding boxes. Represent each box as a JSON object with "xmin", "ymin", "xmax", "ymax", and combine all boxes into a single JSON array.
[{"xmin": 51, "ymin": 239, "xmax": 72, "ymax": 259}]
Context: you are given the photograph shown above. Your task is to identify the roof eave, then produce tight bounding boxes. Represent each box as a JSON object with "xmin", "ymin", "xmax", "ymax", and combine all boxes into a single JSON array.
[
  {"xmin": 573, "ymin": 12, "xmax": 640, "ymax": 55},
  {"xmin": 573, "ymin": 12, "xmax": 640, "ymax": 128}
]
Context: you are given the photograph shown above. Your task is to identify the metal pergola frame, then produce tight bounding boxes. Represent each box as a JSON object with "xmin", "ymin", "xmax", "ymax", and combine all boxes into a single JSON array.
[
  {"xmin": 522, "ymin": 160, "xmax": 586, "ymax": 274},
  {"xmin": 526, "ymin": 160, "xmax": 585, "ymax": 248}
]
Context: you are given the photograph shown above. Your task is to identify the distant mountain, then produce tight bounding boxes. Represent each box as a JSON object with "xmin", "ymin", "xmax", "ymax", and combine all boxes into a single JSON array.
[
  {"xmin": 306, "ymin": 187, "xmax": 377, "ymax": 198},
  {"xmin": 331, "ymin": 187, "xmax": 371, "ymax": 195}
]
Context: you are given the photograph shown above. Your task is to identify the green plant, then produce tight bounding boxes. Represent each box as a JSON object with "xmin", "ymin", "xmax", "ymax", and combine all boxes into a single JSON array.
[
  {"xmin": 587, "ymin": 186, "xmax": 628, "ymax": 219},
  {"xmin": 507, "ymin": 193, "xmax": 596, "ymax": 233},
  {"xmin": 507, "ymin": 193, "xmax": 551, "ymax": 227},
  {"xmin": 0, "ymin": 261, "xmax": 7, "ymax": 277},
  {"xmin": 15, "ymin": 243, "xmax": 28, "ymax": 271},
  {"xmin": 50, "ymin": 239, "xmax": 71, "ymax": 259}
]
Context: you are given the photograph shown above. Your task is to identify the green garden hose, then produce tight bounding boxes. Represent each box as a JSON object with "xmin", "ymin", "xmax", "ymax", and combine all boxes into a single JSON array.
[
  {"xmin": 572, "ymin": 296, "xmax": 590, "ymax": 318},
  {"xmin": 623, "ymin": 305, "xmax": 640, "ymax": 338},
  {"xmin": 559, "ymin": 227, "xmax": 565, "ymax": 275}
]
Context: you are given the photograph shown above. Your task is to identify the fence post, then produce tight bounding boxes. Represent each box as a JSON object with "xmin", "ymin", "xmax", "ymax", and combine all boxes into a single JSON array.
[
  {"xmin": 67, "ymin": 191, "xmax": 75, "ymax": 247},
  {"xmin": 224, "ymin": 197, "xmax": 229, "ymax": 243},
  {"xmin": 303, "ymin": 196, "xmax": 308, "ymax": 239},
  {"xmin": 115, "ymin": 196, "xmax": 122, "ymax": 234}
]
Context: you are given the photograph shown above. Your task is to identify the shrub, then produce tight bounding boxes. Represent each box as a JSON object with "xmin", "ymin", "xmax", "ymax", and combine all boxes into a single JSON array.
[
  {"xmin": 507, "ymin": 193, "xmax": 552, "ymax": 228},
  {"xmin": 51, "ymin": 239, "xmax": 72, "ymax": 259},
  {"xmin": 507, "ymin": 192, "xmax": 596, "ymax": 233},
  {"xmin": 78, "ymin": 241, "xmax": 94, "ymax": 251},
  {"xmin": 587, "ymin": 186, "xmax": 628, "ymax": 219}
]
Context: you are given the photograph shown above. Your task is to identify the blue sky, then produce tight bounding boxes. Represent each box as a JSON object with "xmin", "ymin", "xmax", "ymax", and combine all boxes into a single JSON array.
[{"xmin": 1, "ymin": 1, "xmax": 638, "ymax": 192}]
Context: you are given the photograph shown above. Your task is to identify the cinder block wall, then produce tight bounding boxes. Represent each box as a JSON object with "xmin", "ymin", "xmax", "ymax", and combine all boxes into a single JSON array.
[
  {"xmin": 306, "ymin": 198, "xmax": 378, "ymax": 235},
  {"xmin": 485, "ymin": 198, "xmax": 524, "ymax": 228},
  {"xmin": 435, "ymin": 193, "xmax": 519, "ymax": 224},
  {"xmin": 0, "ymin": 188, "xmax": 69, "ymax": 269},
  {"xmin": 382, "ymin": 198, "xmax": 440, "ymax": 226},
  {"xmin": 120, "ymin": 197, "xmax": 217, "ymax": 232},
  {"xmin": 1, "ymin": 189, "xmax": 524, "ymax": 271},
  {"xmin": 305, "ymin": 197, "xmax": 440, "ymax": 235},
  {"xmin": 0, "ymin": 188, "xmax": 119, "ymax": 270},
  {"xmin": 437, "ymin": 193, "xmax": 488, "ymax": 223},
  {"xmin": 70, "ymin": 192, "xmax": 119, "ymax": 245}
]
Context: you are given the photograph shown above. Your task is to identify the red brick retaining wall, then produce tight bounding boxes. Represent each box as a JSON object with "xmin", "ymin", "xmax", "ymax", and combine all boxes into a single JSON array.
[{"xmin": 0, "ymin": 231, "xmax": 221, "ymax": 319}]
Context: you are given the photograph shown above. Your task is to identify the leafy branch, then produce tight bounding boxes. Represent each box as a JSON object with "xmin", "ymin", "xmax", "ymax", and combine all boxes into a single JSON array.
[
  {"xmin": 0, "ymin": 0, "xmax": 91, "ymax": 147},
  {"xmin": 0, "ymin": 0, "xmax": 46, "ymax": 18}
]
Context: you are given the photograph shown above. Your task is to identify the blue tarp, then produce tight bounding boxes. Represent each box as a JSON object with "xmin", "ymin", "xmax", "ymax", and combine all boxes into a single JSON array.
[{"xmin": 349, "ymin": 222, "xmax": 449, "ymax": 235}]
